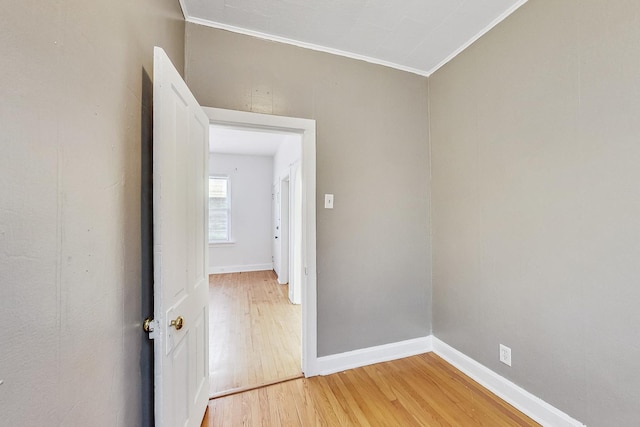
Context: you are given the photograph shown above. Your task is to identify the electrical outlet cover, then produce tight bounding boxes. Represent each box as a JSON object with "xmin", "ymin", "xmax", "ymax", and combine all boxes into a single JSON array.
[{"xmin": 499, "ymin": 344, "xmax": 512, "ymax": 367}]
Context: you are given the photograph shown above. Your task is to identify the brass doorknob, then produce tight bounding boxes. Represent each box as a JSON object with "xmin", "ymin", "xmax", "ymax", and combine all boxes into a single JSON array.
[{"xmin": 170, "ymin": 316, "xmax": 184, "ymax": 330}]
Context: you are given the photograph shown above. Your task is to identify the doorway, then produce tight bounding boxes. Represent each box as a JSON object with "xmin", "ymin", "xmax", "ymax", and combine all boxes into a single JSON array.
[{"xmin": 203, "ymin": 107, "xmax": 318, "ymax": 396}]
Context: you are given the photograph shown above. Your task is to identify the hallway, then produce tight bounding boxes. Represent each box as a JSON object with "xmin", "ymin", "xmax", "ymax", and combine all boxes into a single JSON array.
[{"xmin": 208, "ymin": 270, "xmax": 302, "ymax": 397}]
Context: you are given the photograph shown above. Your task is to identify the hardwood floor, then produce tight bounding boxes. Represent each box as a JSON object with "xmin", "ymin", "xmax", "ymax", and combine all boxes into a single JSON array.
[
  {"xmin": 208, "ymin": 270, "xmax": 302, "ymax": 397},
  {"xmin": 201, "ymin": 352, "xmax": 540, "ymax": 426}
]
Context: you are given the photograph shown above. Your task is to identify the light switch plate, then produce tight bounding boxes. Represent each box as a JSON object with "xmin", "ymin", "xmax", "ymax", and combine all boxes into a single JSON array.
[{"xmin": 324, "ymin": 194, "xmax": 334, "ymax": 209}]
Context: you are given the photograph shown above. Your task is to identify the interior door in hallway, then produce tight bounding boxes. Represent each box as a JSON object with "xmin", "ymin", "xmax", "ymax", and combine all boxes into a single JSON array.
[{"xmin": 278, "ymin": 177, "xmax": 290, "ymax": 285}]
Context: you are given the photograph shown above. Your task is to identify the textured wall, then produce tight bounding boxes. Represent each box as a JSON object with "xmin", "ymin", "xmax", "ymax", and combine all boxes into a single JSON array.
[
  {"xmin": 185, "ymin": 24, "xmax": 431, "ymax": 356},
  {"xmin": 429, "ymin": 1, "xmax": 640, "ymax": 425},
  {"xmin": 0, "ymin": 1, "xmax": 184, "ymax": 426}
]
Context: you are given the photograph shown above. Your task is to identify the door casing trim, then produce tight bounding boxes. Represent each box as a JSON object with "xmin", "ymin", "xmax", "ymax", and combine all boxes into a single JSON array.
[{"xmin": 202, "ymin": 107, "xmax": 318, "ymax": 376}]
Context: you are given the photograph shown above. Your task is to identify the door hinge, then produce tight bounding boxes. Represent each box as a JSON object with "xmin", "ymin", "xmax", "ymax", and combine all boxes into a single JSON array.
[{"xmin": 143, "ymin": 317, "xmax": 159, "ymax": 340}]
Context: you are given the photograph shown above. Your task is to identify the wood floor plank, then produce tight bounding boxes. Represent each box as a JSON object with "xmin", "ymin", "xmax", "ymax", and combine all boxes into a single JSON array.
[
  {"xmin": 208, "ymin": 270, "xmax": 302, "ymax": 396},
  {"xmin": 202, "ymin": 353, "xmax": 540, "ymax": 427}
]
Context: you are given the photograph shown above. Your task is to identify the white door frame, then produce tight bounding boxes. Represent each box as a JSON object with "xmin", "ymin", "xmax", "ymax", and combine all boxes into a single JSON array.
[
  {"xmin": 202, "ymin": 107, "xmax": 318, "ymax": 376},
  {"xmin": 278, "ymin": 175, "xmax": 290, "ymax": 285},
  {"xmin": 290, "ymin": 163, "xmax": 303, "ymax": 305}
]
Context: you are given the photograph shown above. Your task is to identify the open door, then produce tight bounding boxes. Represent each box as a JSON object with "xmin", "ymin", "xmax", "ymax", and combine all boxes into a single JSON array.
[
  {"xmin": 151, "ymin": 47, "xmax": 209, "ymax": 427},
  {"xmin": 279, "ymin": 177, "xmax": 290, "ymax": 285}
]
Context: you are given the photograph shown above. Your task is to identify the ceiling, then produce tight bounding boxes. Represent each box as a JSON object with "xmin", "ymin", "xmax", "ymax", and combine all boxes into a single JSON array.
[
  {"xmin": 210, "ymin": 125, "xmax": 298, "ymax": 155},
  {"xmin": 180, "ymin": 0, "xmax": 527, "ymax": 76}
]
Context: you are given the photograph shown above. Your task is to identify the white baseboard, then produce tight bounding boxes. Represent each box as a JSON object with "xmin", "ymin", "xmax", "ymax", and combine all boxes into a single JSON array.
[
  {"xmin": 432, "ymin": 337, "xmax": 586, "ymax": 427},
  {"xmin": 311, "ymin": 335, "xmax": 585, "ymax": 426},
  {"xmin": 315, "ymin": 336, "xmax": 432, "ymax": 376},
  {"xmin": 209, "ymin": 263, "xmax": 273, "ymax": 275}
]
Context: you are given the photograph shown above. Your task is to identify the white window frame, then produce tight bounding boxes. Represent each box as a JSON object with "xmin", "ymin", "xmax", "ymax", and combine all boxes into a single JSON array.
[{"xmin": 208, "ymin": 175, "xmax": 232, "ymax": 244}]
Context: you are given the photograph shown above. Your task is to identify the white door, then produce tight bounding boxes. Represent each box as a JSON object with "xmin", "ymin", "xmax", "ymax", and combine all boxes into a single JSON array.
[
  {"xmin": 152, "ymin": 47, "xmax": 209, "ymax": 427},
  {"xmin": 273, "ymin": 184, "xmax": 281, "ymax": 274},
  {"xmin": 279, "ymin": 177, "xmax": 290, "ymax": 285}
]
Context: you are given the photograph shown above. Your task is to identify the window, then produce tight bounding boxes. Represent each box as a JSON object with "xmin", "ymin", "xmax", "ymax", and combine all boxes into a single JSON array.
[{"xmin": 209, "ymin": 176, "xmax": 230, "ymax": 243}]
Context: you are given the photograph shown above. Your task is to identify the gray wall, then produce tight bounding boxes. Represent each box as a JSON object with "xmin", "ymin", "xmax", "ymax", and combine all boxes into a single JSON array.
[
  {"xmin": 429, "ymin": 0, "xmax": 640, "ymax": 425},
  {"xmin": 185, "ymin": 24, "xmax": 431, "ymax": 356},
  {"xmin": 0, "ymin": 1, "xmax": 184, "ymax": 426}
]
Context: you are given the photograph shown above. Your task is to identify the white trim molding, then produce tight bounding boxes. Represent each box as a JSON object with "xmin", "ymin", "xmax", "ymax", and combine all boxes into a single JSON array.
[
  {"xmin": 432, "ymin": 338, "xmax": 587, "ymax": 427},
  {"xmin": 202, "ymin": 107, "xmax": 318, "ymax": 379},
  {"xmin": 185, "ymin": 17, "xmax": 429, "ymax": 77},
  {"xmin": 208, "ymin": 263, "xmax": 273, "ymax": 275},
  {"xmin": 182, "ymin": 1, "xmax": 529, "ymax": 77},
  {"xmin": 314, "ymin": 336, "xmax": 433, "ymax": 376}
]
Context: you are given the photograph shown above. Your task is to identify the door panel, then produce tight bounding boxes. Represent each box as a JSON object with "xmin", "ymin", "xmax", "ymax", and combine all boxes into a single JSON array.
[{"xmin": 153, "ymin": 46, "xmax": 209, "ymax": 427}]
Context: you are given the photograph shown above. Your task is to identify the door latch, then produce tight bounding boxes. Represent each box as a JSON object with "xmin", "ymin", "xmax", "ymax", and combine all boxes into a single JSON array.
[{"xmin": 143, "ymin": 316, "xmax": 159, "ymax": 339}]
